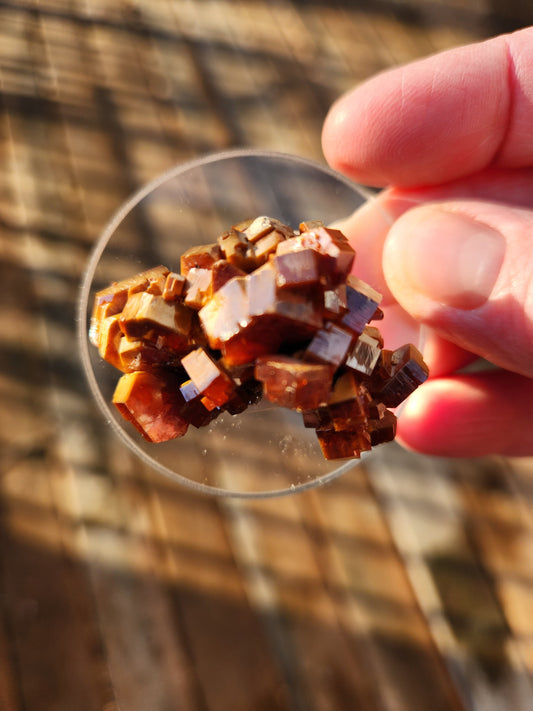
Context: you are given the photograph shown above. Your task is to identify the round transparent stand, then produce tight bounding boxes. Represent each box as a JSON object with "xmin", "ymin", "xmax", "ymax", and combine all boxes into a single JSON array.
[{"xmin": 79, "ymin": 149, "xmax": 378, "ymax": 498}]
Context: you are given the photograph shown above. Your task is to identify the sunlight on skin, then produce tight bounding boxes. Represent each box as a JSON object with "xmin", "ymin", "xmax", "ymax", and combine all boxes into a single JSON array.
[
  {"xmin": 398, "ymin": 373, "xmax": 533, "ymax": 457},
  {"xmin": 322, "ymin": 28, "xmax": 533, "ymax": 456}
]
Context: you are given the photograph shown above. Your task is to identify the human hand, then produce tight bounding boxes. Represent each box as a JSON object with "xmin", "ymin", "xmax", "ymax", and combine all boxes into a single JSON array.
[{"xmin": 321, "ymin": 27, "xmax": 533, "ymax": 458}]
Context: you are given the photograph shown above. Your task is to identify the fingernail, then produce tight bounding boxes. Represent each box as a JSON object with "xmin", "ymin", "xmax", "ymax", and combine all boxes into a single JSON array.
[{"xmin": 397, "ymin": 208, "xmax": 505, "ymax": 310}]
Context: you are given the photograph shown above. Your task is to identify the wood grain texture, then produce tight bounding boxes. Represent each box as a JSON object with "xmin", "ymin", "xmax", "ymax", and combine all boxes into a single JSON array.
[{"xmin": 1, "ymin": 1, "xmax": 533, "ymax": 709}]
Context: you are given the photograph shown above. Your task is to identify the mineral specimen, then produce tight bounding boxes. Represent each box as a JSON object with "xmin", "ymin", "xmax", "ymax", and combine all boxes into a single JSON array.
[{"xmin": 90, "ymin": 217, "xmax": 429, "ymax": 458}]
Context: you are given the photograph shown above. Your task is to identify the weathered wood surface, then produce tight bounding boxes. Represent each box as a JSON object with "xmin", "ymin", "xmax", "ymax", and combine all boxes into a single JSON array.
[{"xmin": 1, "ymin": 1, "xmax": 533, "ymax": 709}]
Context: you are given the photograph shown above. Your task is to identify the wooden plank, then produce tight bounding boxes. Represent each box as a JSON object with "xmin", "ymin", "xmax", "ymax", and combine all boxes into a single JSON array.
[
  {"xmin": 225, "ymin": 466, "xmax": 467, "ymax": 711},
  {"xmin": 222, "ymin": 490, "xmax": 386, "ymax": 711},
  {"xmin": 2, "ymin": 1, "xmax": 533, "ymax": 710},
  {"xmin": 368, "ymin": 445, "xmax": 533, "ymax": 709},
  {"xmin": 451, "ymin": 457, "xmax": 533, "ymax": 683},
  {"xmin": 29, "ymin": 6, "xmax": 297, "ymax": 707},
  {"xmin": 0, "ymin": 8, "xmax": 115, "ymax": 710}
]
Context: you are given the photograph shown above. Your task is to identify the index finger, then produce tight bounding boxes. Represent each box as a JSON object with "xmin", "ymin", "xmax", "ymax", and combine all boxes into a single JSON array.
[{"xmin": 322, "ymin": 27, "xmax": 533, "ymax": 187}]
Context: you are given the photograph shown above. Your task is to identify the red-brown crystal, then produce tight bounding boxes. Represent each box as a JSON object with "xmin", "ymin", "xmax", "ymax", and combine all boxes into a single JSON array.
[
  {"xmin": 180, "ymin": 243, "xmax": 222, "ymax": 276},
  {"xmin": 341, "ymin": 276, "xmax": 382, "ymax": 335},
  {"xmin": 316, "ymin": 428, "xmax": 372, "ymax": 460},
  {"xmin": 181, "ymin": 347, "xmax": 235, "ymax": 407},
  {"xmin": 113, "ymin": 370, "xmax": 188, "ymax": 443},
  {"xmin": 304, "ymin": 322, "xmax": 353, "ymax": 369},
  {"xmin": 255, "ymin": 355, "xmax": 332, "ymax": 410},
  {"xmin": 162, "ymin": 272, "xmax": 186, "ymax": 302},
  {"xmin": 344, "ymin": 330, "xmax": 382, "ymax": 376},
  {"xmin": 184, "ymin": 267, "xmax": 213, "ymax": 310},
  {"xmin": 90, "ymin": 266, "xmax": 170, "ymax": 346},
  {"xmin": 92, "ymin": 216, "xmax": 429, "ymax": 457},
  {"xmin": 373, "ymin": 343, "xmax": 429, "ymax": 407},
  {"xmin": 119, "ymin": 291, "xmax": 192, "ymax": 351}
]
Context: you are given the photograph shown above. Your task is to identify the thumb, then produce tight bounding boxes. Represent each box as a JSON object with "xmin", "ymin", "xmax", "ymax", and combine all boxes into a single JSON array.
[{"xmin": 383, "ymin": 201, "xmax": 533, "ymax": 379}]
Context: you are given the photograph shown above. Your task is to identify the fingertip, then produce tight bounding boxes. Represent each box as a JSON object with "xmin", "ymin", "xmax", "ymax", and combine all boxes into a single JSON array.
[
  {"xmin": 323, "ymin": 34, "xmax": 514, "ymax": 187},
  {"xmin": 397, "ymin": 373, "xmax": 533, "ymax": 458},
  {"xmin": 395, "ymin": 381, "xmax": 447, "ymax": 455},
  {"xmin": 321, "ymin": 86, "xmax": 392, "ymax": 187},
  {"xmin": 332, "ymin": 190, "xmax": 428, "ymax": 305},
  {"xmin": 322, "ymin": 93, "xmax": 361, "ymax": 181},
  {"xmin": 419, "ymin": 330, "xmax": 478, "ymax": 377},
  {"xmin": 396, "ymin": 378, "xmax": 490, "ymax": 457},
  {"xmin": 382, "ymin": 204, "xmax": 505, "ymax": 314},
  {"xmin": 321, "ymin": 94, "xmax": 344, "ymax": 169},
  {"xmin": 382, "ymin": 199, "xmax": 533, "ymax": 379}
]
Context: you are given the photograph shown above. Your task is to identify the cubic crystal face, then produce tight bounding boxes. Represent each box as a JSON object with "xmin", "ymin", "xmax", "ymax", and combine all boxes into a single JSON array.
[
  {"xmin": 255, "ymin": 355, "xmax": 333, "ymax": 411},
  {"xmin": 91, "ymin": 216, "xmax": 428, "ymax": 459}
]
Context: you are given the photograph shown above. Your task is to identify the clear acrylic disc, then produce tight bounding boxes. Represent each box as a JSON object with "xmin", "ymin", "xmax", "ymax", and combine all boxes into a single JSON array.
[{"xmin": 79, "ymin": 149, "xmax": 378, "ymax": 497}]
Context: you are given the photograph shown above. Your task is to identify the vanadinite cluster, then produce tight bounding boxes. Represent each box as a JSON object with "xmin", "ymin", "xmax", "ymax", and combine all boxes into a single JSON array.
[{"xmin": 90, "ymin": 217, "xmax": 428, "ymax": 459}]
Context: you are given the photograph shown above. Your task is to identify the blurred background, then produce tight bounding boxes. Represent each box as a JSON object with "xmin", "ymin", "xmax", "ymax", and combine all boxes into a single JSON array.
[{"xmin": 2, "ymin": 1, "xmax": 533, "ymax": 710}]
